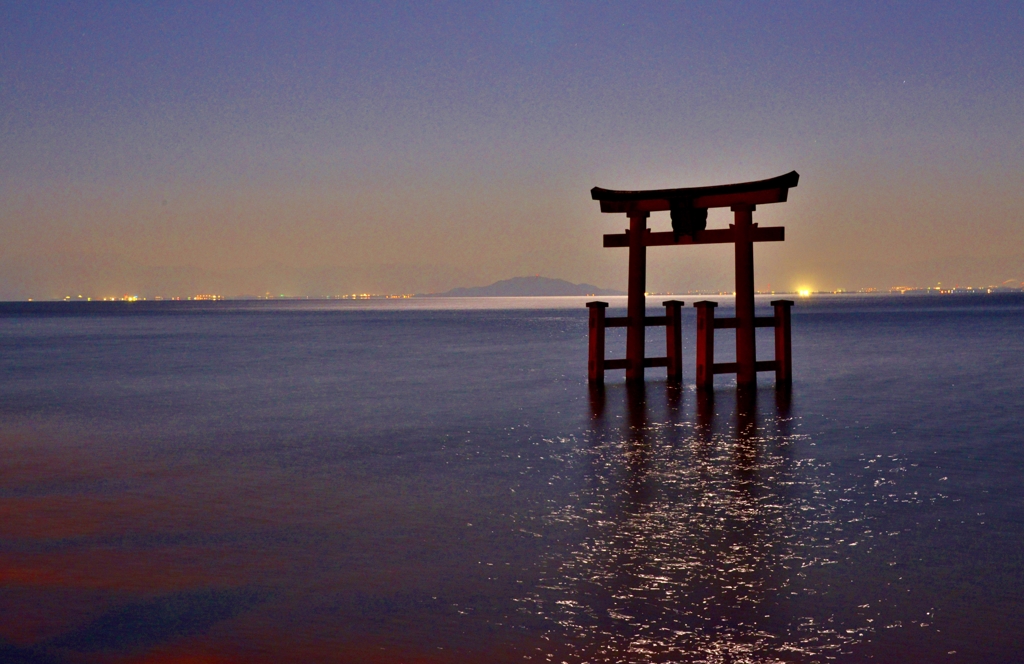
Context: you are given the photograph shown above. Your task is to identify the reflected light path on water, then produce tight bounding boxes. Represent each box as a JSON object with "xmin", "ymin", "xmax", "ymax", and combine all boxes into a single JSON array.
[{"xmin": 526, "ymin": 384, "xmax": 872, "ymax": 663}]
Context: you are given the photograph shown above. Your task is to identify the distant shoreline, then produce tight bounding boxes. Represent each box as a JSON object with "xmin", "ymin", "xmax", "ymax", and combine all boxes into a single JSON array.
[{"xmin": 4, "ymin": 288, "xmax": 1022, "ymax": 304}]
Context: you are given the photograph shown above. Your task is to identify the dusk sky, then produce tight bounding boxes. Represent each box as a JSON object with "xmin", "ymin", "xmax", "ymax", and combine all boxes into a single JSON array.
[{"xmin": 2, "ymin": 2, "xmax": 1022, "ymax": 298}]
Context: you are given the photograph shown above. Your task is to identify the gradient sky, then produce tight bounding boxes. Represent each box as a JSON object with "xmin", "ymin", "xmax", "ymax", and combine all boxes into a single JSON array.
[{"xmin": 2, "ymin": 1, "xmax": 1022, "ymax": 298}]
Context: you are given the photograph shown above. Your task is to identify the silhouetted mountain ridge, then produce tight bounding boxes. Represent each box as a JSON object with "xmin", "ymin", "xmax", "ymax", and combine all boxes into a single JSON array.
[{"xmin": 430, "ymin": 277, "xmax": 624, "ymax": 297}]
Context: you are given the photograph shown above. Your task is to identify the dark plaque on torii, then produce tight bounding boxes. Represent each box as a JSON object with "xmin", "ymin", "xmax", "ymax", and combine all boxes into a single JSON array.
[{"xmin": 586, "ymin": 171, "xmax": 799, "ymax": 387}]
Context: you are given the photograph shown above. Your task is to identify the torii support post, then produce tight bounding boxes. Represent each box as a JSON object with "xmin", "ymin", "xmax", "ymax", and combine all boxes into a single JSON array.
[
  {"xmin": 587, "ymin": 301, "xmax": 608, "ymax": 383},
  {"xmin": 772, "ymin": 299, "xmax": 794, "ymax": 384},
  {"xmin": 663, "ymin": 300, "xmax": 684, "ymax": 382},
  {"xmin": 694, "ymin": 301, "xmax": 717, "ymax": 390}
]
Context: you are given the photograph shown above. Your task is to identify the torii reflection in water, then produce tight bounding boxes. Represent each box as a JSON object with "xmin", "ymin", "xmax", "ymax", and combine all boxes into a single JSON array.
[{"xmin": 548, "ymin": 384, "xmax": 816, "ymax": 662}]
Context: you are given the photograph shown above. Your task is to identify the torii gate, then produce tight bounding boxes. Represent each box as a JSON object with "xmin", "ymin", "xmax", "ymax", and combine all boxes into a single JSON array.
[{"xmin": 586, "ymin": 171, "xmax": 799, "ymax": 387}]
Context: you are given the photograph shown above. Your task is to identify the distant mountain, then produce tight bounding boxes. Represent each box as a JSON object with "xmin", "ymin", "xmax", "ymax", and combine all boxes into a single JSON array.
[{"xmin": 430, "ymin": 276, "xmax": 624, "ymax": 297}]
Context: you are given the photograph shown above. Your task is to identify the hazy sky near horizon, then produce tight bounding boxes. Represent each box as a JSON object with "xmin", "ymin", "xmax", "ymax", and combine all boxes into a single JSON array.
[{"xmin": 2, "ymin": 1, "xmax": 1022, "ymax": 297}]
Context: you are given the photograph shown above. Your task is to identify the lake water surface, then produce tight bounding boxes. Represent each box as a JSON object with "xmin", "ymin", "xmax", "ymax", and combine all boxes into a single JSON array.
[{"xmin": 1, "ymin": 294, "xmax": 1022, "ymax": 663}]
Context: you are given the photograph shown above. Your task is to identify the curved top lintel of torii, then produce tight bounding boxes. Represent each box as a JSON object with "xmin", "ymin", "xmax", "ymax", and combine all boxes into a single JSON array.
[{"xmin": 591, "ymin": 171, "xmax": 799, "ymax": 214}]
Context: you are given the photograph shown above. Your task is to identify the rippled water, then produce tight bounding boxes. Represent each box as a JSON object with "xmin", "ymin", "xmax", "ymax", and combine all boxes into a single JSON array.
[{"xmin": 1, "ymin": 295, "xmax": 1022, "ymax": 662}]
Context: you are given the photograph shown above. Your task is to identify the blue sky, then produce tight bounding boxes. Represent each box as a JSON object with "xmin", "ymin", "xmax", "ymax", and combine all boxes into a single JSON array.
[{"xmin": 2, "ymin": 2, "xmax": 1022, "ymax": 296}]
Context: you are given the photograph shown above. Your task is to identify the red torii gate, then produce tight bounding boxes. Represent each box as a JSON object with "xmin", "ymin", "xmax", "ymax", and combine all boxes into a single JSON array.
[{"xmin": 586, "ymin": 171, "xmax": 799, "ymax": 387}]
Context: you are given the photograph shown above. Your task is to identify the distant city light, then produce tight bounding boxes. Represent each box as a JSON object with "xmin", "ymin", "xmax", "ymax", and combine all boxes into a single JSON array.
[{"xmin": 798, "ymin": 288, "xmax": 812, "ymax": 297}]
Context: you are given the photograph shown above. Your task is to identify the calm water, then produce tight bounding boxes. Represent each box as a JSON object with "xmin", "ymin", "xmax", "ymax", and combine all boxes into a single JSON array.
[{"xmin": 1, "ymin": 295, "xmax": 1022, "ymax": 663}]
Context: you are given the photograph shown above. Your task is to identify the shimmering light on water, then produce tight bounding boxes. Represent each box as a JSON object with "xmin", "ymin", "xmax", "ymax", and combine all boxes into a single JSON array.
[
  {"xmin": 527, "ymin": 385, "xmax": 940, "ymax": 661},
  {"xmin": 0, "ymin": 295, "xmax": 1022, "ymax": 662}
]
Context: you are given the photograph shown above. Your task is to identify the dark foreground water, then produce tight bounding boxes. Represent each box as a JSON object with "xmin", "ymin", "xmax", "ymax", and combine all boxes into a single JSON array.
[{"xmin": 0, "ymin": 294, "xmax": 1021, "ymax": 663}]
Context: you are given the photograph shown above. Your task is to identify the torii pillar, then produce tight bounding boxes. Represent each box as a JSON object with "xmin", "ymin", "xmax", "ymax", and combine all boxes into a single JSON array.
[
  {"xmin": 625, "ymin": 211, "xmax": 648, "ymax": 381},
  {"xmin": 733, "ymin": 203, "xmax": 757, "ymax": 385},
  {"xmin": 588, "ymin": 171, "xmax": 799, "ymax": 387}
]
